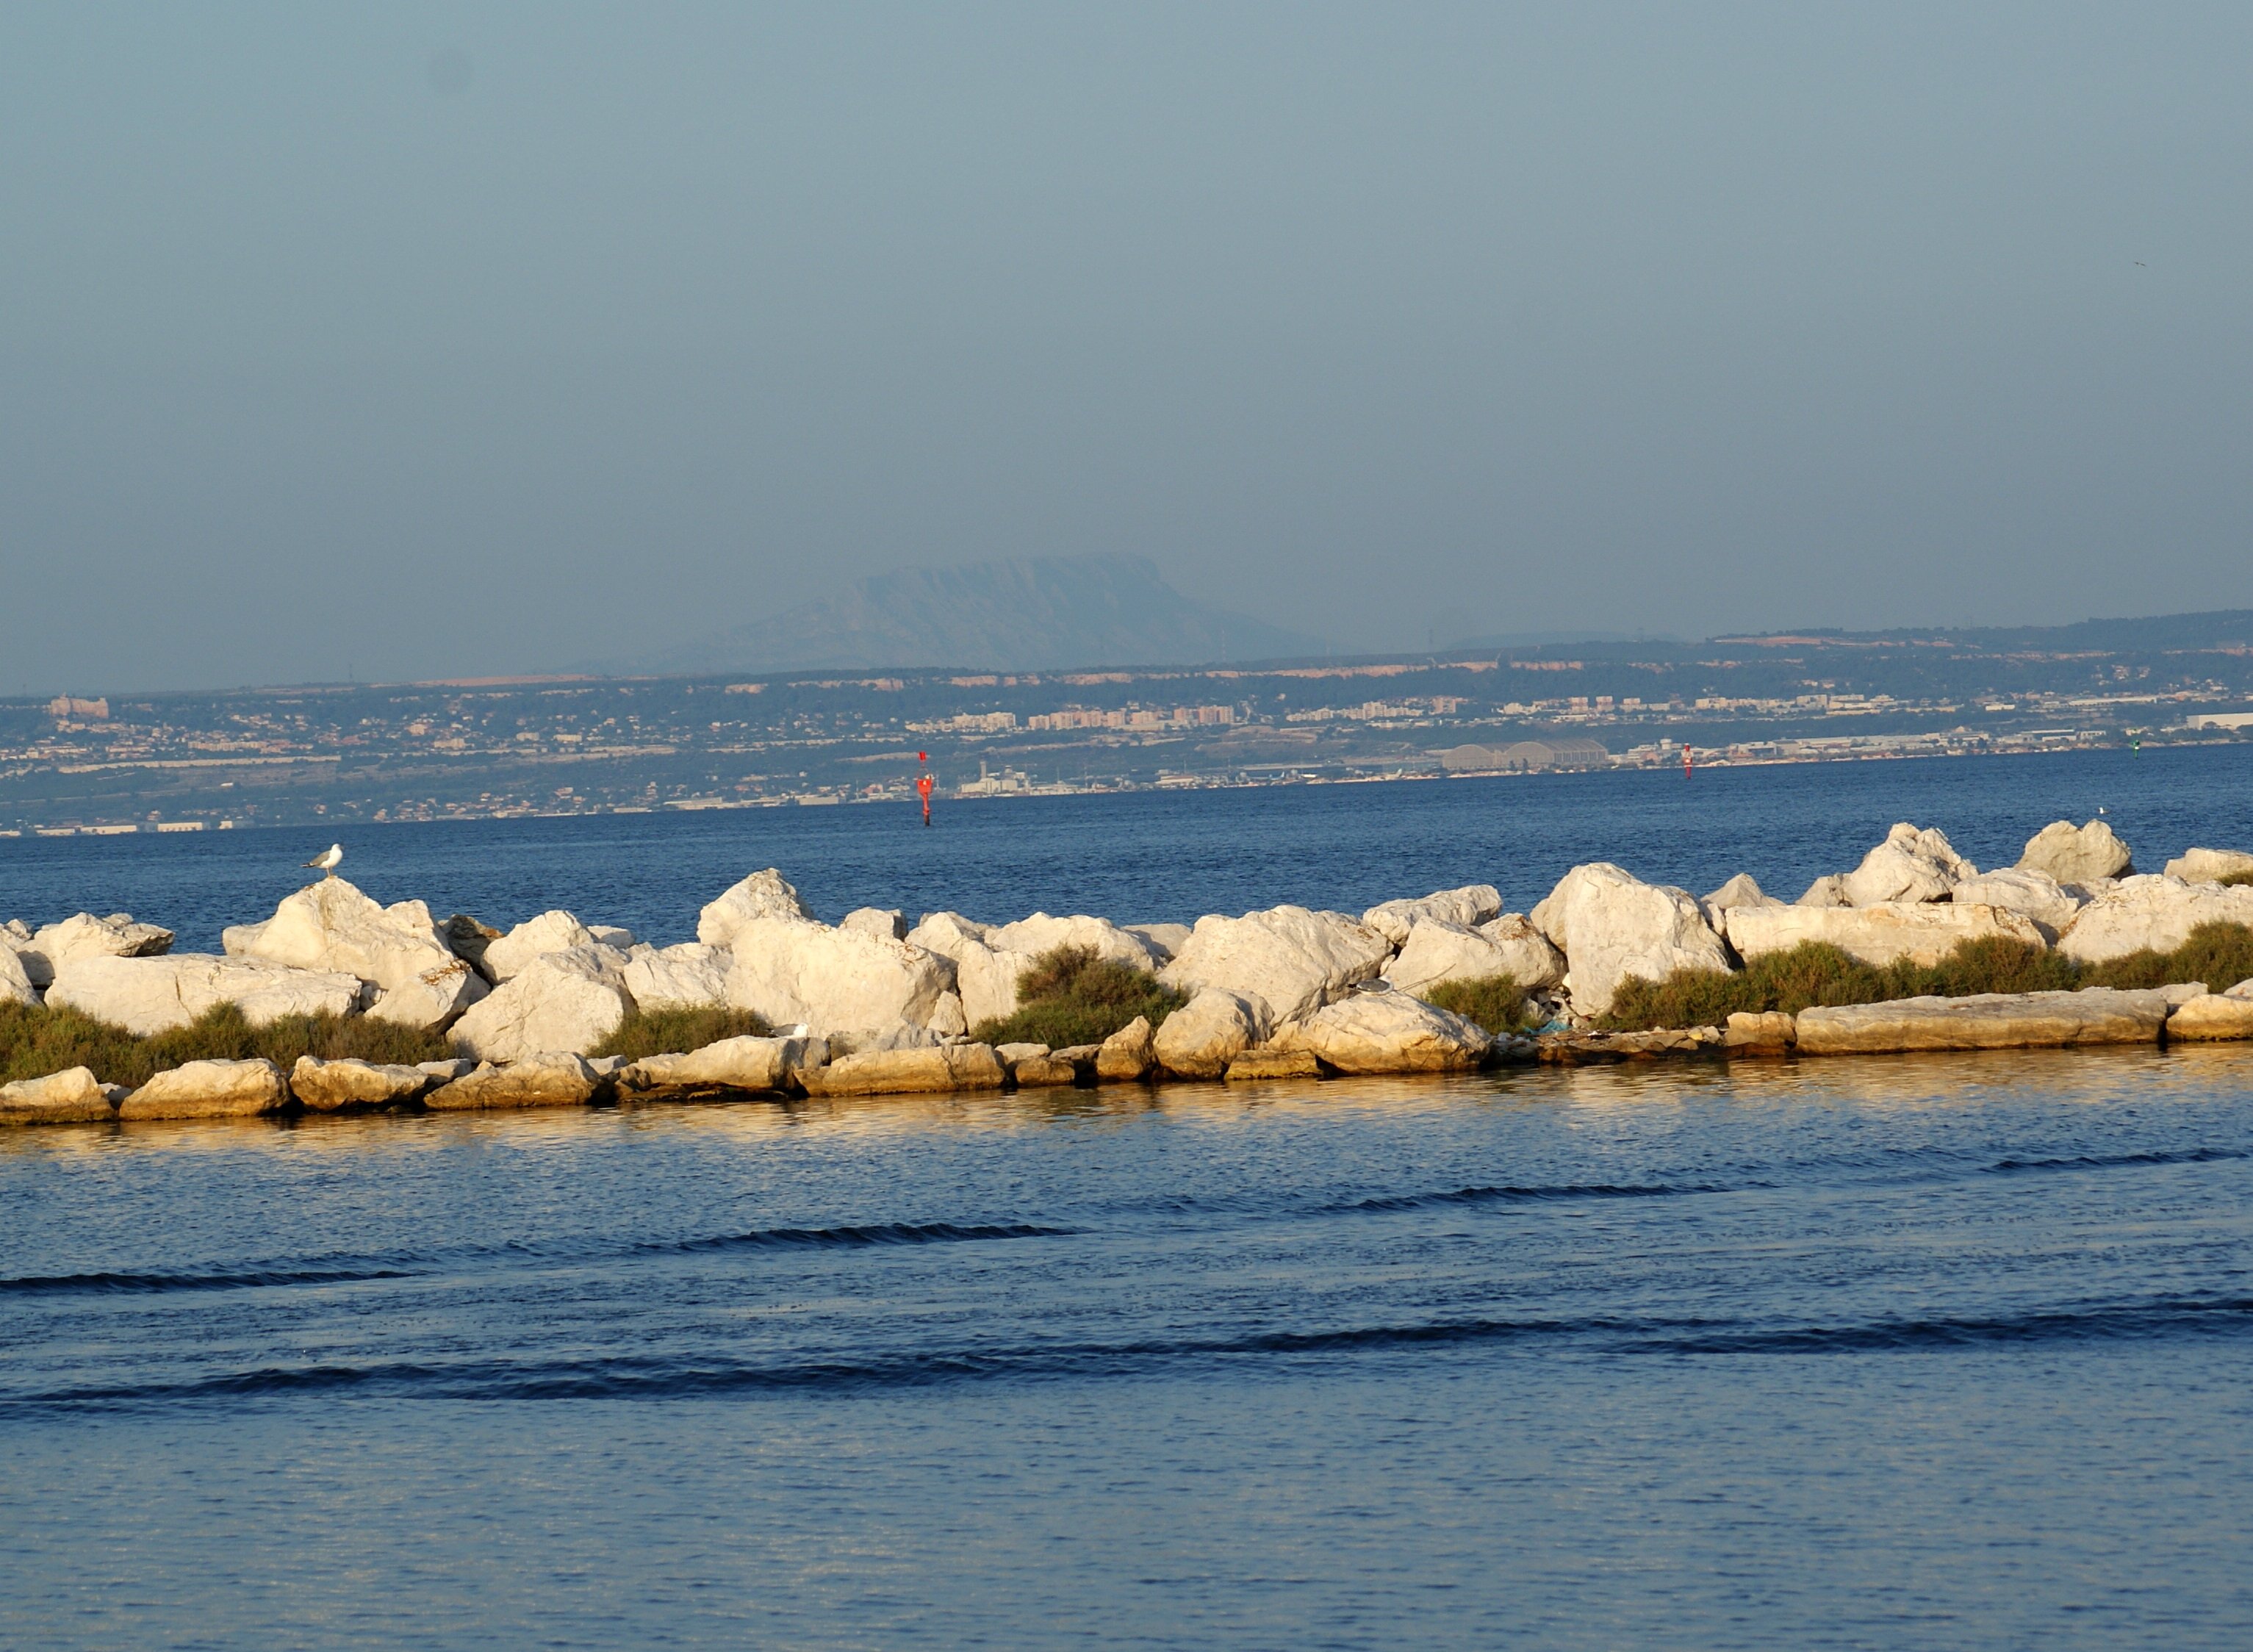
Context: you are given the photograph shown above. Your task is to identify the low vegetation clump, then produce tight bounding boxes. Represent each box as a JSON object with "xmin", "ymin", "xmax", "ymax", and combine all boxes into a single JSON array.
[
  {"xmin": 1423, "ymin": 974, "xmax": 1543, "ymax": 1036},
  {"xmin": 590, "ymin": 1005, "xmax": 772, "ymax": 1062},
  {"xmin": 972, "ymin": 944, "xmax": 1185, "ymax": 1049},
  {"xmin": 0, "ymin": 1002, "xmax": 452, "ymax": 1089},
  {"xmin": 1601, "ymin": 922, "xmax": 2253, "ymax": 1032},
  {"xmin": 2217, "ymin": 869, "xmax": 2253, "ymax": 888}
]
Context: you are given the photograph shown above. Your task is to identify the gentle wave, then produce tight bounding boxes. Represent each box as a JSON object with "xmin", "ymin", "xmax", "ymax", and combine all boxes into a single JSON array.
[
  {"xmin": 1983, "ymin": 1147, "xmax": 2249, "ymax": 1177},
  {"xmin": 642, "ymin": 1221, "xmax": 1077, "ymax": 1254},
  {"xmin": 1343, "ymin": 1182, "xmax": 1719, "ymax": 1213},
  {"xmin": 0, "ymin": 1265, "xmax": 419, "ymax": 1296}
]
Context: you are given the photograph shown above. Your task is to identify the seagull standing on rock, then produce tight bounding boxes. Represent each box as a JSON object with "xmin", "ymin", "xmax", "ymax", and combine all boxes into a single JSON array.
[{"xmin": 305, "ymin": 844, "xmax": 344, "ymax": 879}]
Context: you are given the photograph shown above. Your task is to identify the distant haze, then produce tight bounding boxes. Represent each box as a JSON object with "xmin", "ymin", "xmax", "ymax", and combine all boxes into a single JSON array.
[{"xmin": 5, "ymin": 4, "xmax": 2252, "ymax": 692}]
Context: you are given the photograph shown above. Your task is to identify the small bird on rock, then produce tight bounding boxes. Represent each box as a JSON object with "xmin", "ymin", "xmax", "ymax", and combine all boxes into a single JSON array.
[{"xmin": 304, "ymin": 843, "xmax": 344, "ymax": 878}]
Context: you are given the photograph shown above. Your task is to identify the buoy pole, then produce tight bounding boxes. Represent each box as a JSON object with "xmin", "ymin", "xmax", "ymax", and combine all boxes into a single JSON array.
[{"xmin": 1683, "ymin": 744, "xmax": 1693, "ymax": 777}]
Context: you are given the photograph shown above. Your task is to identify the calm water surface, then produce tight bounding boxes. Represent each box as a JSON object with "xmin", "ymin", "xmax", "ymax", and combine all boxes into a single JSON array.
[{"xmin": 4, "ymin": 750, "xmax": 2252, "ymax": 1648}]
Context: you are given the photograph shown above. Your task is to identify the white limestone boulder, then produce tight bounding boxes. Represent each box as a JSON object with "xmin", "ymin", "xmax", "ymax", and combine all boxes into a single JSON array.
[
  {"xmin": 1384, "ymin": 915, "xmax": 1565, "ymax": 996},
  {"xmin": 2163, "ymin": 847, "xmax": 2253, "ymax": 884},
  {"xmin": 2018, "ymin": 819, "xmax": 2133, "ymax": 885},
  {"xmin": 243, "ymin": 878, "xmax": 485, "ymax": 1030},
  {"xmin": 1153, "ymin": 988, "xmax": 1269, "ymax": 1079},
  {"xmin": 1157, "ymin": 906, "xmax": 1393, "ymax": 1026},
  {"xmin": 1362, "ymin": 885, "xmax": 1503, "ymax": 947},
  {"xmin": 425, "ymin": 1052, "xmax": 605, "ymax": 1110},
  {"xmin": 1794, "ymin": 988, "xmax": 2172, "ymax": 1055},
  {"xmin": 290, "ymin": 1057, "xmax": 435, "ymax": 1111},
  {"xmin": 483, "ymin": 910, "xmax": 601, "ymax": 982},
  {"xmin": 0, "ymin": 1066, "xmax": 125, "ymax": 1124},
  {"xmin": 2166, "ymin": 994, "xmax": 2253, "ymax": 1041},
  {"xmin": 619, "ymin": 942, "xmax": 731, "ymax": 1011},
  {"xmin": 1270, "ymin": 988, "xmax": 1492, "ymax": 1074},
  {"xmin": 725, "ymin": 917, "xmax": 952, "ymax": 1042},
  {"xmin": 1529, "ymin": 863, "xmax": 1732, "ymax": 1018},
  {"xmin": 0, "ymin": 943, "xmax": 37, "ymax": 1008},
  {"xmin": 2057, "ymin": 875, "xmax": 2253, "ymax": 964},
  {"xmin": 799, "ymin": 1043, "xmax": 1008, "ymax": 1096},
  {"xmin": 1949, "ymin": 868, "xmax": 2089, "ymax": 938},
  {"xmin": 985, "ymin": 913, "xmax": 1167, "ymax": 972},
  {"xmin": 697, "ymin": 869, "xmax": 817, "ymax": 948},
  {"xmin": 1728, "ymin": 901, "xmax": 2047, "ymax": 969},
  {"xmin": 1124, "ymin": 922, "xmax": 1192, "ymax": 963},
  {"xmin": 120, "ymin": 1057, "xmax": 290, "ymax": 1120},
  {"xmin": 1796, "ymin": 875, "xmax": 1852, "ymax": 908},
  {"xmin": 1703, "ymin": 872, "xmax": 1781, "ymax": 914},
  {"xmin": 1094, "ymin": 1015, "xmax": 1159, "ymax": 1082},
  {"xmin": 840, "ymin": 908, "xmax": 908, "ymax": 940},
  {"xmin": 587, "ymin": 924, "xmax": 637, "ymax": 950},
  {"xmin": 1841, "ymin": 823, "xmax": 1975, "ymax": 906},
  {"xmin": 927, "ymin": 991, "xmax": 969, "ymax": 1038},
  {"xmin": 618, "ymin": 1035, "xmax": 816, "ymax": 1095},
  {"xmin": 18, "ymin": 913, "xmax": 174, "ymax": 988},
  {"xmin": 450, "ymin": 945, "xmax": 634, "ymax": 1063},
  {"xmin": 48, "ymin": 955, "xmax": 366, "ymax": 1036}
]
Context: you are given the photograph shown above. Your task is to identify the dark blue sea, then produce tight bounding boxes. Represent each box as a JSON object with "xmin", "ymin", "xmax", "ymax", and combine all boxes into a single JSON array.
[{"xmin": 4, "ymin": 747, "xmax": 2252, "ymax": 1649}]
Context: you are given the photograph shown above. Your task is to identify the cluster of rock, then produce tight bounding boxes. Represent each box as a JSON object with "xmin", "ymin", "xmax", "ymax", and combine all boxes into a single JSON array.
[{"xmin": 6, "ymin": 820, "xmax": 2252, "ymax": 1125}]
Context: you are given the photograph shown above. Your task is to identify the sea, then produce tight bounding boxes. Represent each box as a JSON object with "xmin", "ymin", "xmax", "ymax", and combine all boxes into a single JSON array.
[{"xmin": 3, "ymin": 745, "xmax": 2251, "ymax": 1650}]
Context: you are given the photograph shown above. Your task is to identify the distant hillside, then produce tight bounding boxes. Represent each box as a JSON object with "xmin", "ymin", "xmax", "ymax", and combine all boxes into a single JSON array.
[
  {"xmin": 1710, "ymin": 610, "xmax": 2253, "ymax": 653},
  {"xmin": 607, "ymin": 555, "xmax": 1326, "ymax": 675}
]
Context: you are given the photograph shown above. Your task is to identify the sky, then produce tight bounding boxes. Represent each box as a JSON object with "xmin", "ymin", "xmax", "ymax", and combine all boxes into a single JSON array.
[{"xmin": 4, "ymin": 2, "xmax": 2249, "ymax": 692}]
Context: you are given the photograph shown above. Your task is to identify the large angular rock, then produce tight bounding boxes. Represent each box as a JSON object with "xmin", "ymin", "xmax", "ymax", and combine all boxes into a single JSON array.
[
  {"xmin": 840, "ymin": 907, "xmax": 908, "ymax": 940},
  {"xmin": 0, "ymin": 943, "xmax": 37, "ymax": 1008},
  {"xmin": 243, "ymin": 878, "xmax": 485, "ymax": 1030},
  {"xmin": 1949, "ymin": 868, "xmax": 2088, "ymax": 938},
  {"xmin": 799, "ymin": 1043, "xmax": 1007, "ymax": 1096},
  {"xmin": 1528, "ymin": 863, "xmax": 1732, "ymax": 1018},
  {"xmin": 2058, "ymin": 875, "xmax": 2253, "ymax": 963},
  {"xmin": 483, "ymin": 911, "xmax": 602, "ymax": 981},
  {"xmin": 1225, "ymin": 1049, "xmax": 1323, "ymax": 1082},
  {"xmin": 1095, "ymin": 1015, "xmax": 1157, "ymax": 1082},
  {"xmin": 47, "ymin": 955, "xmax": 366, "ymax": 1036},
  {"xmin": 1270, "ymin": 988, "xmax": 1492, "ymax": 1074},
  {"xmin": 1384, "ymin": 915, "xmax": 1564, "ymax": 996},
  {"xmin": 725, "ymin": 918, "xmax": 953, "ymax": 1041},
  {"xmin": 1841, "ymin": 823, "xmax": 1975, "ymax": 906},
  {"xmin": 2018, "ymin": 819, "xmax": 2133, "ymax": 885},
  {"xmin": 119, "ymin": 1057, "xmax": 290, "ymax": 1120},
  {"xmin": 1157, "ymin": 906, "xmax": 1393, "ymax": 1025},
  {"xmin": 2163, "ymin": 847, "xmax": 2253, "ymax": 884},
  {"xmin": 425, "ymin": 1052, "xmax": 605, "ymax": 1110},
  {"xmin": 619, "ymin": 942, "xmax": 730, "ymax": 1011},
  {"xmin": 1362, "ymin": 885, "xmax": 1503, "ymax": 948},
  {"xmin": 1794, "ymin": 988, "xmax": 2171, "ymax": 1055},
  {"xmin": 1153, "ymin": 988, "xmax": 1268, "ymax": 1079},
  {"xmin": 985, "ymin": 913, "xmax": 1168, "ymax": 972},
  {"xmin": 697, "ymin": 869, "xmax": 817, "ymax": 947},
  {"xmin": 2166, "ymin": 994, "xmax": 2253, "ymax": 1041},
  {"xmin": 1125, "ymin": 922, "xmax": 1192, "ymax": 963},
  {"xmin": 290, "ymin": 1057, "xmax": 435, "ymax": 1111},
  {"xmin": 1727, "ymin": 901, "xmax": 2047, "ymax": 969},
  {"xmin": 19, "ymin": 913, "xmax": 174, "ymax": 988},
  {"xmin": 0, "ymin": 1066, "xmax": 124, "ymax": 1124},
  {"xmin": 1796, "ymin": 875, "xmax": 1852, "ymax": 908},
  {"xmin": 1702, "ymin": 875, "xmax": 1783, "ymax": 941},
  {"xmin": 617, "ymin": 1035, "xmax": 816, "ymax": 1095},
  {"xmin": 450, "ymin": 946, "xmax": 634, "ymax": 1062}
]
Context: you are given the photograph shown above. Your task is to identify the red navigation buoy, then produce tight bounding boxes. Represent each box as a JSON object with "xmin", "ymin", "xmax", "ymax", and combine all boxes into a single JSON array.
[{"xmin": 1683, "ymin": 744, "xmax": 1694, "ymax": 777}]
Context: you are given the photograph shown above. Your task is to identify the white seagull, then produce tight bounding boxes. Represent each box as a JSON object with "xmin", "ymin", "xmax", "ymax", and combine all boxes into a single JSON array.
[{"xmin": 304, "ymin": 843, "xmax": 344, "ymax": 878}]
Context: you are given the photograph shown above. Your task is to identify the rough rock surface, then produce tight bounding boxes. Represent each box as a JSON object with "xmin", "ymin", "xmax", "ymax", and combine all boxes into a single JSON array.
[
  {"xmin": 618, "ymin": 1035, "xmax": 814, "ymax": 1095},
  {"xmin": 799, "ymin": 1044, "xmax": 1007, "ymax": 1096},
  {"xmin": 1158, "ymin": 907, "xmax": 1392, "ymax": 1025},
  {"xmin": 1124, "ymin": 923, "xmax": 1192, "ymax": 963},
  {"xmin": 1948, "ymin": 868, "xmax": 2088, "ymax": 938},
  {"xmin": 2163, "ymin": 847, "xmax": 2253, "ymax": 884},
  {"xmin": 1796, "ymin": 875, "xmax": 1852, "ymax": 908},
  {"xmin": 2018, "ymin": 819, "xmax": 2133, "ymax": 885},
  {"xmin": 1728, "ymin": 901, "xmax": 2047, "ymax": 969},
  {"xmin": 0, "ymin": 943, "xmax": 37, "ymax": 1008},
  {"xmin": 120, "ymin": 1057, "xmax": 290, "ymax": 1119},
  {"xmin": 48, "ymin": 954, "xmax": 366, "ymax": 1036},
  {"xmin": 697, "ymin": 869, "xmax": 816, "ymax": 948},
  {"xmin": 1529, "ymin": 863, "xmax": 1731, "ymax": 1018},
  {"xmin": 425, "ymin": 1053, "xmax": 605, "ymax": 1110},
  {"xmin": 244, "ymin": 879, "xmax": 486, "ymax": 1030},
  {"xmin": 1095, "ymin": 1016, "xmax": 1157, "ymax": 1081},
  {"xmin": 483, "ymin": 911, "xmax": 600, "ymax": 981},
  {"xmin": 1153, "ymin": 988, "xmax": 1267, "ymax": 1079},
  {"xmin": 1841, "ymin": 824, "xmax": 1975, "ymax": 907},
  {"xmin": 1270, "ymin": 988, "xmax": 1492, "ymax": 1073},
  {"xmin": 725, "ymin": 918, "xmax": 952, "ymax": 1041},
  {"xmin": 987, "ymin": 913, "xmax": 1167, "ymax": 972},
  {"xmin": 20, "ymin": 913, "xmax": 174, "ymax": 988},
  {"xmin": 290, "ymin": 1057, "xmax": 434, "ymax": 1111},
  {"xmin": 1225, "ymin": 1049, "xmax": 1323, "ymax": 1081},
  {"xmin": 2166, "ymin": 994, "xmax": 2253, "ymax": 1041},
  {"xmin": 2058, "ymin": 875, "xmax": 2253, "ymax": 964},
  {"xmin": 1703, "ymin": 873, "xmax": 1778, "ymax": 913},
  {"xmin": 0, "ymin": 1066, "xmax": 123, "ymax": 1124},
  {"xmin": 1384, "ymin": 916, "xmax": 1564, "ymax": 996},
  {"xmin": 1362, "ymin": 886, "xmax": 1503, "ymax": 947},
  {"xmin": 450, "ymin": 946, "xmax": 634, "ymax": 1063},
  {"xmin": 1723, "ymin": 1010, "xmax": 1796, "ymax": 1052},
  {"xmin": 619, "ymin": 942, "xmax": 730, "ymax": 1011},
  {"xmin": 1009, "ymin": 1050, "xmax": 1082, "ymax": 1086},
  {"xmin": 443, "ymin": 914, "xmax": 502, "ymax": 980},
  {"xmin": 1794, "ymin": 988, "xmax": 2171, "ymax": 1055},
  {"xmin": 839, "ymin": 907, "xmax": 908, "ymax": 940}
]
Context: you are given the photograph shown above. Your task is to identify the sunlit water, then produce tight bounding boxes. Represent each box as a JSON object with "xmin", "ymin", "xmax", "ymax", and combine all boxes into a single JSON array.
[{"xmin": 4, "ymin": 747, "xmax": 2252, "ymax": 1648}]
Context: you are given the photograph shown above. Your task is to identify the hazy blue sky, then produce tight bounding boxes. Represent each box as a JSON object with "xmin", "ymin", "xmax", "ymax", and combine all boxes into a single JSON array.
[{"xmin": 4, "ymin": 3, "xmax": 2249, "ymax": 690}]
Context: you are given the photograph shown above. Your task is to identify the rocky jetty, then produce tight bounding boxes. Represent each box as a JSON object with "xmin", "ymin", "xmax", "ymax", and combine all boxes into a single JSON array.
[{"xmin": 4, "ymin": 816, "xmax": 2252, "ymax": 1125}]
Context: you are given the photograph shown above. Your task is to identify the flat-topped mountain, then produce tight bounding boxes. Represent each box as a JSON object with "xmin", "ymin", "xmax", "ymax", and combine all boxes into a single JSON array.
[{"xmin": 608, "ymin": 555, "xmax": 1325, "ymax": 675}]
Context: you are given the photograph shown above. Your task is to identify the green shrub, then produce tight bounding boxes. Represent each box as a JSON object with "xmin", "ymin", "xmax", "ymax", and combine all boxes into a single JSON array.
[
  {"xmin": 0, "ymin": 1002, "xmax": 450, "ymax": 1089},
  {"xmin": 1600, "ymin": 923, "xmax": 2253, "ymax": 1031},
  {"xmin": 591, "ymin": 1005, "xmax": 772, "ymax": 1062},
  {"xmin": 1423, "ymin": 974, "xmax": 1541, "ymax": 1035},
  {"xmin": 971, "ymin": 944, "xmax": 1185, "ymax": 1049}
]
